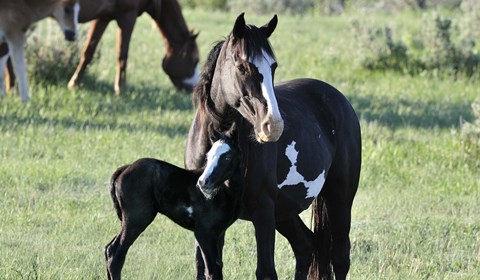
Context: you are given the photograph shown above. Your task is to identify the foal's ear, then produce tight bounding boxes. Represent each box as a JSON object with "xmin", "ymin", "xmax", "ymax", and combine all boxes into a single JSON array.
[
  {"xmin": 260, "ymin": 14, "xmax": 278, "ymax": 38},
  {"xmin": 226, "ymin": 122, "xmax": 238, "ymax": 143},
  {"xmin": 189, "ymin": 30, "xmax": 199, "ymax": 40},
  {"xmin": 208, "ymin": 123, "xmax": 223, "ymax": 143},
  {"xmin": 232, "ymin": 12, "xmax": 246, "ymax": 39}
]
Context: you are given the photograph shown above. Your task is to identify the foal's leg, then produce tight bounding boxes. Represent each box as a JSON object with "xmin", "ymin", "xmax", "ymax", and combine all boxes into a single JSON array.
[
  {"xmin": 114, "ymin": 12, "xmax": 137, "ymax": 94},
  {"xmin": 105, "ymin": 208, "xmax": 156, "ymax": 279},
  {"xmin": 194, "ymin": 230, "xmax": 225, "ymax": 280},
  {"xmin": 68, "ymin": 18, "xmax": 110, "ymax": 90},
  {"xmin": 6, "ymin": 57, "xmax": 15, "ymax": 92},
  {"xmin": 276, "ymin": 216, "xmax": 313, "ymax": 280}
]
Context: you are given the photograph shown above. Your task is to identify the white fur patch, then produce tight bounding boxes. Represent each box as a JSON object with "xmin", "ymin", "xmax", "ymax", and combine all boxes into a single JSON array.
[
  {"xmin": 278, "ymin": 141, "xmax": 326, "ymax": 199},
  {"xmin": 198, "ymin": 140, "xmax": 231, "ymax": 183},
  {"xmin": 249, "ymin": 49, "xmax": 281, "ymax": 121},
  {"xmin": 73, "ymin": 3, "xmax": 80, "ymax": 34},
  {"xmin": 185, "ymin": 206, "xmax": 193, "ymax": 217},
  {"xmin": 182, "ymin": 64, "xmax": 200, "ymax": 88}
]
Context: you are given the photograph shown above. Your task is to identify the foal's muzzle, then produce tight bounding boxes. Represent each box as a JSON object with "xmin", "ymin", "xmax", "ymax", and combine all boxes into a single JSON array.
[{"xmin": 196, "ymin": 179, "xmax": 217, "ymax": 200}]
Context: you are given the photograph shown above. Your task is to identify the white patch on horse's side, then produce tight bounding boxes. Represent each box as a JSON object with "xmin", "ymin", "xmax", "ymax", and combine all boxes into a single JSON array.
[
  {"xmin": 182, "ymin": 64, "xmax": 200, "ymax": 88},
  {"xmin": 198, "ymin": 140, "xmax": 231, "ymax": 183},
  {"xmin": 277, "ymin": 141, "xmax": 326, "ymax": 199},
  {"xmin": 249, "ymin": 49, "xmax": 281, "ymax": 121}
]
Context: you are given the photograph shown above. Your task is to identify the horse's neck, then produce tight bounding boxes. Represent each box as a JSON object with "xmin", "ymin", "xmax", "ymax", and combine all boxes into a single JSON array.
[
  {"xmin": 25, "ymin": 0, "xmax": 58, "ymax": 22},
  {"xmin": 149, "ymin": 0, "xmax": 190, "ymax": 48}
]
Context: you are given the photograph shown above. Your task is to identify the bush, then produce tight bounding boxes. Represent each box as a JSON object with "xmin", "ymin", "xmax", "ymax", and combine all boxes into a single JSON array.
[
  {"xmin": 461, "ymin": 98, "xmax": 480, "ymax": 165},
  {"xmin": 354, "ymin": 14, "xmax": 480, "ymax": 78},
  {"xmin": 24, "ymin": 23, "xmax": 92, "ymax": 85}
]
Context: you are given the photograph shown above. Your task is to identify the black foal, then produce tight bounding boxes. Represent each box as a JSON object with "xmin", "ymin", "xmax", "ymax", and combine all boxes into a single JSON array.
[{"xmin": 105, "ymin": 128, "xmax": 242, "ymax": 280}]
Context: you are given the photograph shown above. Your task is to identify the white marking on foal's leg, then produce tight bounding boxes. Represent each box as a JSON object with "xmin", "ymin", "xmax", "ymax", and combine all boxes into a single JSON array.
[{"xmin": 277, "ymin": 141, "xmax": 326, "ymax": 199}]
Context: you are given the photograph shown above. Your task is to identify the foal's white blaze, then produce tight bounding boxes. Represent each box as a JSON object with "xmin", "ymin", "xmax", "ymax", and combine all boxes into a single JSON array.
[
  {"xmin": 249, "ymin": 49, "xmax": 282, "ymax": 122},
  {"xmin": 278, "ymin": 141, "xmax": 326, "ymax": 199},
  {"xmin": 198, "ymin": 140, "xmax": 231, "ymax": 184},
  {"xmin": 182, "ymin": 64, "xmax": 200, "ymax": 88}
]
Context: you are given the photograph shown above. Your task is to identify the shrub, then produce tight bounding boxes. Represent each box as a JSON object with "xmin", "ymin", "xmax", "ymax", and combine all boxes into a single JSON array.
[
  {"xmin": 24, "ymin": 23, "xmax": 92, "ymax": 85},
  {"xmin": 461, "ymin": 98, "xmax": 480, "ymax": 165},
  {"xmin": 354, "ymin": 14, "xmax": 480, "ymax": 78}
]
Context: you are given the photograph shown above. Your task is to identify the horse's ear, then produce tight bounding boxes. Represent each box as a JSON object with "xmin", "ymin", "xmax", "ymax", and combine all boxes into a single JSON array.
[
  {"xmin": 260, "ymin": 14, "xmax": 278, "ymax": 38},
  {"xmin": 232, "ymin": 12, "xmax": 246, "ymax": 39},
  {"xmin": 189, "ymin": 30, "xmax": 199, "ymax": 40},
  {"xmin": 226, "ymin": 122, "xmax": 238, "ymax": 144}
]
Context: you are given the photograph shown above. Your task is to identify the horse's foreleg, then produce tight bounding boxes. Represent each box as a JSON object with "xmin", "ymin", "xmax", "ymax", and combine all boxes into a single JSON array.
[
  {"xmin": 68, "ymin": 18, "xmax": 109, "ymax": 90},
  {"xmin": 194, "ymin": 239, "xmax": 207, "ymax": 280},
  {"xmin": 252, "ymin": 198, "xmax": 278, "ymax": 280},
  {"xmin": 114, "ymin": 12, "xmax": 137, "ymax": 95},
  {"xmin": 6, "ymin": 57, "xmax": 15, "ymax": 92},
  {"xmin": 276, "ymin": 216, "xmax": 313, "ymax": 280},
  {"xmin": 0, "ymin": 54, "xmax": 8, "ymax": 96},
  {"xmin": 6, "ymin": 34, "xmax": 28, "ymax": 101}
]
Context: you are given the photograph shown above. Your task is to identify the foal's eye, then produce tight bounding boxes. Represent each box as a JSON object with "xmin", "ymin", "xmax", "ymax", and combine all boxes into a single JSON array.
[
  {"xmin": 64, "ymin": 6, "xmax": 72, "ymax": 14},
  {"xmin": 224, "ymin": 155, "xmax": 232, "ymax": 161},
  {"xmin": 237, "ymin": 64, "xmax": 246, "ymax": 74}
]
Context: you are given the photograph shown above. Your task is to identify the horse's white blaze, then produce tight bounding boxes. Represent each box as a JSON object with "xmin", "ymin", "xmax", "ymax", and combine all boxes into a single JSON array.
[
  {"xmin": 182, "ymin": 64, "xmax": 200, "ymax": 88},
  {"xmin": 198, "ymin": 140, "xmax": 231, "ymax": 184},
  {"xmin": 249, "ymin": 49, "xmax": 282, "ymax": 121},
  {"xmin": 278, "ymin": 141, "xmax": 326, "ymax": 199}
]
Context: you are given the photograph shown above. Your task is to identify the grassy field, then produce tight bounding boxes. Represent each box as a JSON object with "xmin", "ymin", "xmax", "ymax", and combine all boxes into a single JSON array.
[{"xmin": 1, "ymin": 8, "xmax": 479, "ymax": 279}]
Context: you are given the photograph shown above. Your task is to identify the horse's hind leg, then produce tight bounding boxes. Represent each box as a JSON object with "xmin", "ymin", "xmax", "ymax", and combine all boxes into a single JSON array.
[
  {"xmin": 68, "ymin": 18, "xmax": 110, "ymax": 90},
  {"xmin": 0, "ymin": 53, "xmax": 8, "ymax": 96},
  {"xmin": 323, "ymin": 175, "xmax": 358, "ymax": 280},
  {"xmin": 276, "ymin": 216, "xmax": 313, "ymax": 280},
  {"xmin": 114, "ymin": 12, "xmax": 136, "ymax": 94},
  {"xmin": 105, "ymin": 209, "xmax": 156, "ymax": 279}
]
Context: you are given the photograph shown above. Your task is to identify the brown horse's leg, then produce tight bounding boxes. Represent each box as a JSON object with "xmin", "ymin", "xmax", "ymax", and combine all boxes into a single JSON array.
[
  {"xmin": 6, "ymin": 57, "xmax": 15, "ymax": 91},
  {"xmin": 276, "ymin": 216, "xmax": 313, "ymax": 280},
  {"xmin": 114, "ymin": 12, "xmax": 137, "ymax": 95},
  {"xmin": 68, "ymin": 18, "xmax": 110, "ymax": 90}
]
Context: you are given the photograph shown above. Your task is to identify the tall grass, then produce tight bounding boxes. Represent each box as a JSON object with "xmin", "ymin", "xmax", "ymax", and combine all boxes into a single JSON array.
[{"xmin": 1, "ymin": 9, "xmax": 479, "ymax": 279}]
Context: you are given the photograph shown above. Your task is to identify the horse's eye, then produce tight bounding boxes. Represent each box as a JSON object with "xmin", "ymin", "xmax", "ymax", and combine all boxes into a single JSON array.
[
  {"xmin": 64, "ymin": 6, "xmax": 72, "ymax": 14},
  {"xmin": 224, "ymin": 155, "xmax": 232, "ymax": 161}
]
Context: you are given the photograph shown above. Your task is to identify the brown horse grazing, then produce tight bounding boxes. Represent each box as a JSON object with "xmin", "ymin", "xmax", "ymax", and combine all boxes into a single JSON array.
[
  {"xmin": 106, "ymin": 125, "xmax": 242, "ymax": 280},
  {"xmin": 68, "ymin": 0, "xmax": 199, "ymax": 94},
  {"xmin": 0, "ymin": 0, "xmax": 80, "ymax": 101}
]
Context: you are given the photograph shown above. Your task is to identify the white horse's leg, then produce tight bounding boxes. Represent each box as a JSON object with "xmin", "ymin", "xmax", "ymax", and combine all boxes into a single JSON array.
[
  {"xmin": 0, "ymin": 53, "xmax": 8, "ymax": 97},
  {"xmin": 7, "ymin": 34, "xmax": 29, "ymax": 101}
]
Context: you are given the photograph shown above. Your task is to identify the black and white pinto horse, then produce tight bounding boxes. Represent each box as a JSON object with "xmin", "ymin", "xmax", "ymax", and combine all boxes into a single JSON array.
[
  {"xmin": 105, "ymin": 125, "xmax": 242, "ymax": 280},
  {"xmin": 185, "ymin": 13, "xmax": 361, "ymax": 280}
]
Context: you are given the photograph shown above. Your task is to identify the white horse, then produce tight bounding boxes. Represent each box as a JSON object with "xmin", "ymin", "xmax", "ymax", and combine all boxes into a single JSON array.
[{"xmin": 0, "ymin": 0, "xmax": 80, "ymax": 101}]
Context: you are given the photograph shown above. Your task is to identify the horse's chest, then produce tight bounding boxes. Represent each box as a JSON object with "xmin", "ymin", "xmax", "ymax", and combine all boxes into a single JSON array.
[{"xmin": 276, "ymin": 139, "xmax": 331, "ymax": 207}]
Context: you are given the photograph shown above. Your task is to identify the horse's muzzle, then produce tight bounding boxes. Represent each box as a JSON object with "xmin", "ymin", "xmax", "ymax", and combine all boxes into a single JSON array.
[
  {"xmin": 64, "ymin": 30, "xmax": 76, "ymax": 42},
  {"xmin": 196, "ymin": 180, "xmax": 217, "ymax": 200},
  {"xmin": 258, "ymin": 118, "xmax": 284, "ymax": 143}
]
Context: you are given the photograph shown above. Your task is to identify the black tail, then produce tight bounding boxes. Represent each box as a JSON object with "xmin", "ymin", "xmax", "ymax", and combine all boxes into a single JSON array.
[
  {"xmin": 308, "ymin": 196, "xmax": 333, "ymax": 280},
  {"xmin": 109, "ymin": 165, "xmax": 129, "ymax": 222}
]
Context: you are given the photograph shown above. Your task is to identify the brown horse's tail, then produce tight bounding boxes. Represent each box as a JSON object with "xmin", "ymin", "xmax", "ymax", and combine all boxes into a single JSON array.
[
  {"xmin": 110, "ymin": 166, "xmax": 128, "ymax": 222},
  {"xmin": 308, "ymin": 196, "xmax": 333, "ymax": 280}
]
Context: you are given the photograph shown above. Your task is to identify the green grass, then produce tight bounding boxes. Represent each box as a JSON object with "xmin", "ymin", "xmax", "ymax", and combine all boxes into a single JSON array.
[{"xmin": 1, "ymin": 9, "xmax": 479, "ymax": 279}]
